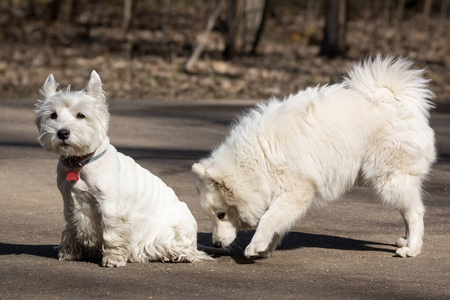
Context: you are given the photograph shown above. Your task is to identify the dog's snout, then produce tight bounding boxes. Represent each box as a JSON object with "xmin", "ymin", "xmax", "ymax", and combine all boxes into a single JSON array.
[
  {"xmin": 213, "ymin": 241, "xmax": 222, "ymax": 248},
  {"xmin": 57, "ymin": 129, "xmax": 70, "ymax": 140}
]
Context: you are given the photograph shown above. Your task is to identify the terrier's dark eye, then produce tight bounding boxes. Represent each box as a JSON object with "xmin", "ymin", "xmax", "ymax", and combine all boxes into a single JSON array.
[
  {"xmin": 50, "ymin": 112, "xmax": 57, "ymax": 119},
  {"xmin": 217, "ymin": 212, "xmax": 226, "ymax": 220},
  {"xmin": 77, "ymin": 113, "xmax": 85, "ymax": 119}
]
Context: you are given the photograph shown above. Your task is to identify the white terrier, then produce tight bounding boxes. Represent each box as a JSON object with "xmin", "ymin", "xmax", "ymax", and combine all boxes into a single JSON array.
[
  {"xmin": 193, "ymin": 56, "xmax": 436, "ymax": 259},
  {"xmin": 35, "ymin": 71, "xmax": 211, "ymax": 267}
]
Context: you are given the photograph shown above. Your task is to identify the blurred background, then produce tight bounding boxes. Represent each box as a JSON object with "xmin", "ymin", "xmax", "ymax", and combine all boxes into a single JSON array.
[{"xmin": 0, "ymin": 0, "xmax": 449, "ymax": 102}]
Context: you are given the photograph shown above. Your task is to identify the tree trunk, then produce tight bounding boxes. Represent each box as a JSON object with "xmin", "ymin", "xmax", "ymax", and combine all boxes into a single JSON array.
[
  {"xmin": 46, "ymin": 0, "xmax": 62, "ymax": 22},
  {"xmin": 27, "ymin": 0, "xmax": 36, "ymax": 18},
  {"xmin": 185, "ymin": 0, "xmax": 226, "ymax": 71},
  {"xmin": 250, "ymin": 0, "xmax": 270, "ymax": 55},
  {"xmin": 123, "ymin": 0, "xmax": 133, "ymax": 32},
  {"xmin": 59, "ymin": 0, "xmax": 78, "ymax": 23},
  {"xmin": 320, "ymin": 0, "xmax": 346, "ymax": 58},
  {"xmin": 162, "ymin": 0, "xmax": 171, "ymax": 46},
  {"xmin": 440, "ymin": 0, "xmax": 448, "ymax": 21},
  {"xmin": 223, "ymin": 0, "xmax": 237, "ymax": 60},
  {"xmin": 394, "ymin": 0, "xmax": 405, "ymax": 29},
  {"xmin": 384, "ymin": 0, "xmax": 391, "ymax": 24},
  {"xmin": 423, "ymin": 0, "xmax": 433, "ymax": 31}
]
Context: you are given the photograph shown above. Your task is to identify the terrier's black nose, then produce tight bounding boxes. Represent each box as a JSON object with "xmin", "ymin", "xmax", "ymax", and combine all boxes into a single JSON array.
[
  {"xmin": 57, "ymin": 129, "xmax": 70, "ymax": 140},
  {"xmin": 213, "ymin": 241, "xmax": 222, "ymax": 248}
]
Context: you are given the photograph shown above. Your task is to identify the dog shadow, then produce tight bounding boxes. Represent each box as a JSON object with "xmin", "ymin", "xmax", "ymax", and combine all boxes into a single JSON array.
[
  {"xmin": 197, "ymin": 231, "xmax": 396, "ymax": 264},
  {"xmin": 1, "ymin": 232, "xmax": 396, "ymax": 265},
  {"xmin": 0, "ymin": 242, "xmax": 58, "ymax": 258}
]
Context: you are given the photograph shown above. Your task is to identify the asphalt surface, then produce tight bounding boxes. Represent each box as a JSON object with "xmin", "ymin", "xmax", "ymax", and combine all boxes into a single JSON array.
[{"xmin": 0, "ymin": 99, "xmax": 449, "ymax": 299}]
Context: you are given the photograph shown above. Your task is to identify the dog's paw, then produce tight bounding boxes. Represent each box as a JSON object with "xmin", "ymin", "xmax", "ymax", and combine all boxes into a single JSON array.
[
  {"xmin": 244, "ymin": 244, "xmax": 259, "ymax": 258},
  {"xmin": 395, "ymin": 237, "xmax": 408, "ymax": 248},
  {"xmin": 395, "ymin": 246, "xmax": 420, "ymax": 258},
  {"xmin": 102, "ymin": 256, "xmax": 127, "ymax": 267},
  {"xmin": 244, "ymin": 242, "xmax": 272, "ymax": 258},
  {"xmin": 58, "ymin": 252, "xmax": 81, "ymax": 261}
]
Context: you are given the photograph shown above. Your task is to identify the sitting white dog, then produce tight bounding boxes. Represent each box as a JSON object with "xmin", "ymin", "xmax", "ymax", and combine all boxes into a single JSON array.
[
  {"xmin": 192, "ymin": 56, "xmax": 436, "ymax": 259},
  {"xmin": 35, "ymin": 71, "xmax": 211, "ymax": 267}
]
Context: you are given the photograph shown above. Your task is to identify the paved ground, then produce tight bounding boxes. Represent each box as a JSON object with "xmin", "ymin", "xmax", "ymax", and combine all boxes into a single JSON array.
[{"xmin": 0, "ymin": 99, "xmax": 449, "ymax": 299}]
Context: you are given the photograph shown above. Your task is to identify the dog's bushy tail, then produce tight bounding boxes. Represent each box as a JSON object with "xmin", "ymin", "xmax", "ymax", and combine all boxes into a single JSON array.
[{"xmin": 344, "ymin": 55, "xmax": 435, "ymax": 118}]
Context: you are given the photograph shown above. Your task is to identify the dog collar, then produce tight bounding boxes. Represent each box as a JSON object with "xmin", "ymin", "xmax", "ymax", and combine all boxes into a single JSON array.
[{"xmin": 60, "ymin": 149, "xmax": 107, "ymax": 182}]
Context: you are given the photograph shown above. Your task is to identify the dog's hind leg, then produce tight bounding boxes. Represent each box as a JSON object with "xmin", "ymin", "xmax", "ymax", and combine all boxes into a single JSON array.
[
  {"xmin": 244, "ymin": 188, "xmax": 314, "ymax": 258},
  {"xmin": 396, "ymin": 204, "xmax": 424, "ymax": 257},
  {"xmin": 372, "ymin": 172, "xmax": 425, "ymax": 257}
]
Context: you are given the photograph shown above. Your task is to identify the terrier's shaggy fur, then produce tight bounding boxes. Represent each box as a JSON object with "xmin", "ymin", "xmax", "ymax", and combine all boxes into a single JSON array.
[{"xmin": 35, "ymin": 71, "xmax": 211, "ymax": 266}]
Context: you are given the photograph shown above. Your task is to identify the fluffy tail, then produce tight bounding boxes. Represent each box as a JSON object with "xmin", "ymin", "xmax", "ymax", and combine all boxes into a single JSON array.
[{"xmin": 344, "ymin": 55, "xmax": 435, "ymax": 118}]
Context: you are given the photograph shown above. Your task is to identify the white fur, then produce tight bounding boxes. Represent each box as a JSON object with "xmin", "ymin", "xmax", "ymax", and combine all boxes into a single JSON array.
[
  {"xmin": 35, "ymin": 71, "xmax": 211, "ymax": 267},
  {"xmin": 192, "ymin": 55, "xmax": 436, "ymax": 258}
]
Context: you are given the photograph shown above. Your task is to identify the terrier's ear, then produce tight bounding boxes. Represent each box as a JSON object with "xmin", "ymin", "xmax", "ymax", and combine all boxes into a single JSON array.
[
  {"xmin": 86, "ymin": 70, "xmax": 105, "ymax": 100},
  {"xmin": 39, "ymin": 74, "xmax": 59, "ymax": 101}
]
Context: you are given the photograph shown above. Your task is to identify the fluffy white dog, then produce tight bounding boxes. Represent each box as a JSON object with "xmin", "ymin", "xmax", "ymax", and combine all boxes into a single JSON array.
[
  {"xmin": 192, "ymin": 56, "xmax": 436, "ymax": 259},
  {"xmin": 35, "ymin": 71, "xmax": 211, "ymax": 267}
]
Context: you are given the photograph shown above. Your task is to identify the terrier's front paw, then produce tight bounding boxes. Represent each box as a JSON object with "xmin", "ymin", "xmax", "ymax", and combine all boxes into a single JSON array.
[
  {"xmin": 395, "ymin": 246, "xmax": 420, "ymax": 258},
  {"xmin": 58, "ymin": 251, "xmax": 82, "ymax": 261},
  {"xmin": 244, "ymin": 241, "xmax": 272, "ymax": 258},
  {"xmin": 102, "ymin": 255, "xmax": 127, "ymax": 267}
]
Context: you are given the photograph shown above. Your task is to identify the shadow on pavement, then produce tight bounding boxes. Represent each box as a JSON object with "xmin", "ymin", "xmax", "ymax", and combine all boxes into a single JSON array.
[
  {"xmin": 198, "ymin": 231, "xmax": 395, "ymax": 264},
  {"xmin": 0, "ymin": 242, "xmax": 57, "ymax": 258},
  {"xmin": 0, "ymin": 140, "xmax": 211, "ymax": 161},
  {"xmin": 111, "ymin": 103, "xmax": 253, "ymax": 126},
  {"xmin": 0, "ymin": 232, "xmax": 394, "ymax": 263},
  {"xmin": 116, "ymin": 147, "xmax": 210, "ymax": 160}
]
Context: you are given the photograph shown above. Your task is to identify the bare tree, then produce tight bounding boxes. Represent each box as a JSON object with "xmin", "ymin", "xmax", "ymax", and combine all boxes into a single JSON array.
[
  {"xmin": 384, "ymin": 0, "xmax": 392, "ymax": 24},
  {"xmin": 46, "ymin": 0, "xmax": 62, "ymax": 22},
  {"xmin": 223, "ymin": 0, "xmax": 239, "ymax": 60},
  {"xmin": 441, "ymin": 0, "xmax": 450, "ymax": 54},
  {"xmin": 423, "ymin": 0, "xmax": 433, "ymax": 31},
  {"xmin": 393, "ymin": 0, "xmax": 405, "ymax": 30},
  {"xmin": 161, "ymin": 0, "xmax": 171, "ymax": 47},
  {"xmin": 320, "ymin": 0, "xmax": 347, "ymax": 58},
  {"xmin": 441, "ymin": 0, "xmax": 449, "ymax": 21},
  {"xmin": 123, "ymin": 0, "xmax": 134, "ymax": 32},
  {"xmin": 250, "ymin": 0, "xmax": 270, "ymax": 55},
  {"xmin": 59, "ymin": 0, "xmax": 78, "ymax": 23},
  {"xmin": 224, "ymin": 0, "xmax": 270, "ymax": 57},
  {"xmin": 27, "ymin": 0, "xmax": 36, "ymax": 18},
  {"xmin": 185, "ymin": 0, "xmax": 226, "ymax": 71}
]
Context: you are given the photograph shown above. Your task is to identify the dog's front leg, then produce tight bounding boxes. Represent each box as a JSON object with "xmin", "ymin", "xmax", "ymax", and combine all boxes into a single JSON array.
[
  {"xmin": 101, "ymin": 215, "xmax": 131, "ymax": 267},
  {"xmin": 58, "ymin": 201, "xmax": 84, "ymax": 261},
  {"xmin": 245, "ymin": 189, "xmax": 313, "ymax": 258},
  {"xmin": 59, "ymin": 225, "xmax": 84, "ymax": 261}
]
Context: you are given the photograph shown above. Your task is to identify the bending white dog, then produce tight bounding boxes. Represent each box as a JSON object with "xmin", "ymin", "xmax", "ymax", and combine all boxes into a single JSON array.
[
  {"xmin": 193, "ymin": 56, "xmax": 436, "ymax": 258},
  {"xmin": 35, "ymin": 71, "xmax": 211, "ymax": 267}
]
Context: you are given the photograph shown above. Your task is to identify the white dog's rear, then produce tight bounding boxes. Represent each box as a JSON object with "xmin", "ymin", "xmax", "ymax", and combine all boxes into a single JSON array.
[
  {"xmin": 192, "ymin": 56, "xmax": 436, "ymax": 258},
  {"xmin": 35, "ymin": 72, "xmax": 211, "ymax": 266}
]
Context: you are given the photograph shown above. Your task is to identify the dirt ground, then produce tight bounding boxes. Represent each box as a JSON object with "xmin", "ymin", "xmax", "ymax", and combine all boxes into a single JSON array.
[{"xmin": 1, "ymin": 1, "xmax": 450, "ymax": 103}]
